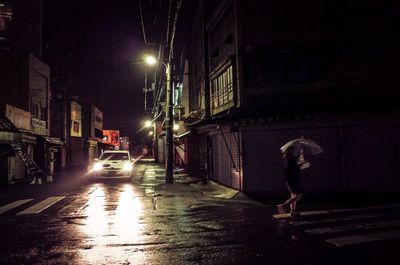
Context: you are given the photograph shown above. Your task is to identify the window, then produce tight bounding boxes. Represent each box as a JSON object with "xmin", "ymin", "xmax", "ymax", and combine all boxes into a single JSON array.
[
  {"xmin": 40, "ymin": 106, "xmax": 47, "ymax": 121},
  {"xmin": 73, "ymin": 121, "xmax": 79, "ymax": 133},
  {"xmin": 0, "ymin": 2, "xmax": 12, "ymax": 50},
  {"xmin": 210, "ymin": 65, "xmax": 234, "ymax": 115},
  {"xmin": 31, "ymin": 103, "xmax": 39, "ymax": 119},
  {"xmin": 0, "ymin": 2, "xmax": 12, "ymax": 31}
]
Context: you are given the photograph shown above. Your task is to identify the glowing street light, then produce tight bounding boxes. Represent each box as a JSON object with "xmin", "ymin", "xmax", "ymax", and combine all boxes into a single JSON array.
[
  {"xmin": 145, "ymin": 56, "xmax": 157, "ymax": 66},
  {"xmin": 145, "ymin": 55, "xmax": 173, "ymax": 184},
  {"xmin": 144, "ymin": 120, "xmax": 152, "ymax": 128}
]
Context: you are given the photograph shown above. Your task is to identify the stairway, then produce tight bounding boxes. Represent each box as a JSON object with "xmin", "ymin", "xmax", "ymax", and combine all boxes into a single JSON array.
[{"xmin": 11, "ymin": 144, "xmax": 48, "ymax": 184}]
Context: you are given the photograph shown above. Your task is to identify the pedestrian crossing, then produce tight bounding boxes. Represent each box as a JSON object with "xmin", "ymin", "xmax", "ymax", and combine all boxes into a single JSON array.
[
  {"xmin": 3, "ymin": 196, "xmax": 400, "ymax": 248},
  {"xmin": 0, "ymin": 196, "xmax": 66, "ymax": 216},
  {"xmin": 0, "ymin": 189, "xmax": 147, "ymax": 217},
  {"xmin": 275, "ymin": 204, "xmax": 400, "ymax": 247},
  {"xmin": 0, "ymin": 199, "xmax": 33, "ymax": 214},
  {"xmin": 16, "ymin": 196, "xmax": 65, "ymax": 215}
]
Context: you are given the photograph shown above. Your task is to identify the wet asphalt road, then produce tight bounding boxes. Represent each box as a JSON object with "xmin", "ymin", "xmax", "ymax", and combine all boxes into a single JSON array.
[{"xmin": 0, "ymin": 161, "xmax": 400, "ymax": 265}]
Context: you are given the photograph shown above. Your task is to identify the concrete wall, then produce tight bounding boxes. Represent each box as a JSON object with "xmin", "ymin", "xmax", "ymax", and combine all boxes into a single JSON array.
[
  {"xmin": 0, "ymin": 51, "xmax": 30, "ymax": 111},
  {"xmin": 11, "ymin": 0, "xmax": 43, "ymax": 58},
  {"xmin": 29, "ymin": 53, "xmax": 50, "ymax": 136},
  {"xmin": 241, "ymin": 116, "xmax": 400, "ymax": 194},
  {"xmin": 0, "ymin": 51, "xmax": 50, "ymax": 135}
]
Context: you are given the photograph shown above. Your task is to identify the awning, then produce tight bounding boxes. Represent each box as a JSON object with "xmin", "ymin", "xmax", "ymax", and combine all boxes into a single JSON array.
[
  {"xmin": 196, "ymin": 124, "xmax": 219, "ymax": 134},
  {"xmin": 175, "ymin": 131, "xmax": 191, "ymax": 138},
  {"xmin": 0, "ymin": 115, "xmax": 22, "ymax": 144},
  {"xmin": 22, "ymin": 133, "xmax": 37, "ymax": 144},
  {"xmin": 43, "ymin": 137, "xmax": 64, "ymax": 146},
  {"xmin": 0, "ymin": 114, "xmax": 20, "ymax": 133},
  {"xmin": 0, "ymin": 131, "xmax": 21, "ymax": 144},
  {"xmin": 87, "ymin": 138, "xmax": 100, "ymax": 147}
]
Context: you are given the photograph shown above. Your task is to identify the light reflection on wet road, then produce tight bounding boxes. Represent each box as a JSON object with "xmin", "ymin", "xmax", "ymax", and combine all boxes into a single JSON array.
[
  {"xmin": 6, "ymin": 162, "xmax": 397, "ymax": 265},
  {"xmin": 78, "ymin": 184, "xmax": 148, "ymax": 264}
]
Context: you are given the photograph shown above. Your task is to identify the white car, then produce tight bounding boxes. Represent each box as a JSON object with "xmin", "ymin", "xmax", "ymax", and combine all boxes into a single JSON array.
[{"xmin": 91, "ymin": 150, "xmax": 134, "ymax": 178}]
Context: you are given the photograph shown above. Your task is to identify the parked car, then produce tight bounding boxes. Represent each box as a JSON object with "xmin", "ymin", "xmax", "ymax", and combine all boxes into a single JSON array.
[{"xmin": 90, "ymin": 150, "xmax": 133, "ymax": 178}]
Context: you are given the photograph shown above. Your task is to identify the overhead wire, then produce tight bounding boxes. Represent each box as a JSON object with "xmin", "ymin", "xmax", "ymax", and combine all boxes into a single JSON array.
[
  {"xmin": 138, "ymin": 0, "xmax": 148, "ymax": 46},
  {"xmin": 148, "ymin": 0, "xmax": 184, "ymax": 122},
  {"xmin": 168, "ymin": 0, "xmax": 183, "ymax": 61}
]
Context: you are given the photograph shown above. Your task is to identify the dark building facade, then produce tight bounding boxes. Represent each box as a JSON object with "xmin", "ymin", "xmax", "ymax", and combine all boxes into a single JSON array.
[
  {"xmin": 0, "ymin": 0, "xmax": 43, "ymax": 58},
  {"xmin": 185, "ymin": 0, "xmax": 400, "ymax": 194},
  {"xmin": 82, "ymin": 103, "xmax": 103, "ymax": 168},
  {"xmin": 0, "ymin": 0, "xmax": 57, "ymax": 184}
]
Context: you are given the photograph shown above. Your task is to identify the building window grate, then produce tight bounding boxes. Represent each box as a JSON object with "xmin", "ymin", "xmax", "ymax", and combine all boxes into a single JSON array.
[{"xmin": 210, "ymin": 65, "xmax": 234, "ymax": 115}]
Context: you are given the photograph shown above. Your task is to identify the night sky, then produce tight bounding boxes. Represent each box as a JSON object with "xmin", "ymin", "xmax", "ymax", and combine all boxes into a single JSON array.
[{"xmin": 43, "ymin": 0, "xmax": 196, "ymax": 145}]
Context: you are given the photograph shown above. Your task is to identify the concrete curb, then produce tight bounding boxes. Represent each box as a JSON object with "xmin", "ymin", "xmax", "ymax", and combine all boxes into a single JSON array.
[{"xmin": 190, "ymin": 181, "xmax": 239, "ymax": 199}]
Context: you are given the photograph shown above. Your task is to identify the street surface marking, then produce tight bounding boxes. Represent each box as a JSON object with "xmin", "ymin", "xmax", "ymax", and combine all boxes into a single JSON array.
[
  {"xmin": 305, "ymin": 219, "xmax": 400, "ymax": 235},
  {"xmin": 291, "ymin": 214, "xmax": 381, "ymax": 226},
  {"xmin": 87, "ymin": 187, "xmax": 98, "ymax": 195},
  {"xmin": 274, "ymin": 204, "xmax": 400, "ymax": 219},
  {"xmin": 300, "ymin": 204, "xmax": 400, "ymax": 216},
  {"xmin": 17, "ymin": 196, "xmax": 65, "ymax": 215},
  {"xmin": 0, "ymin": 199, "xmax": 33, "ymax": 215},
  {"xmin": 326, "ymin": 230, "xmax": 400, "ymax": 246},
  {"xmin": 273, "ymin": 213, "xmax": 293, "ymax": 219},
  {"xmin": 74, "ymin": 200, "xmax": 91, "ymax": 214},
  {"xmin": 58, "ymin": 198, "xmax": 83, "ymax": 213}
]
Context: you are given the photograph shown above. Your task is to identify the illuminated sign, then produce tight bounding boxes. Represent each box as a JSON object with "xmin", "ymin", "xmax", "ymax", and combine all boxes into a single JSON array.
[
  {"xmin": 102, "ymin": 130, "xmax": 120, "ymax": 148},
  {"xmin": 70, "ymin": 101, "xmax": 82, "ymax": 137}
]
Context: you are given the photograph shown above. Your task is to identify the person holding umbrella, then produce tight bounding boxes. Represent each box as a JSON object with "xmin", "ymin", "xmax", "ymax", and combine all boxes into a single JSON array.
[
  {"xmin": 277, "ymin": 137, "xmax": 323, "ymax": 216},
  {"xmin": 277, "ymin": 146, "xmax": 303, "ymax": 216}
]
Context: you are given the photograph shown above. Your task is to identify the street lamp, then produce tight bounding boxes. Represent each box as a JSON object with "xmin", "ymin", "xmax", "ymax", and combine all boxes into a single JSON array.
[
  {"xmin": 145, "ymin": 56, "xmax": 157, "ymax": 65},
  {"xmin": 145, "ymin": 55, "xmax": 173, "ymax": 184}
]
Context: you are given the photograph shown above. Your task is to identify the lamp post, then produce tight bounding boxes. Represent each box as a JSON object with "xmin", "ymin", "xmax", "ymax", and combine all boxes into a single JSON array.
[{"xmin": 145, "ymin": 56, "xmax": 173, "ymax": 184}]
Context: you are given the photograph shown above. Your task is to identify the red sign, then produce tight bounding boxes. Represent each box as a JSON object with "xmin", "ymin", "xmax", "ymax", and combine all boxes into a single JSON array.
[{"xmin": 102, "ymin": 130, "xmax": 120, "ymax": 148}]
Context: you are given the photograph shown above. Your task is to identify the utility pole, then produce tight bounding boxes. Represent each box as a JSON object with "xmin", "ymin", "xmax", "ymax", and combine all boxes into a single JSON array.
[
  {"xmin": 165, "ymin": 63, "xmax": 173, "ymax": 184},
  {"xmin": 144, "ymin": 69, "xmax": 148, "ymax": 111},
  {"xmin": 144, "ymin": 55, "xmax": 173, "ymax": 184}
]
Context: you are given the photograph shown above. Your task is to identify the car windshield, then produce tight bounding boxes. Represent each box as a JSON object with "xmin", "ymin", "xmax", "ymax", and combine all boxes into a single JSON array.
[{"xmin": 99, "ymin": 153, "xmax": 129, "ymax": 161}]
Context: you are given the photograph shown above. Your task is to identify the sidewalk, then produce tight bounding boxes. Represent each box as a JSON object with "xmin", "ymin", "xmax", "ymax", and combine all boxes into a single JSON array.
[
  {"xmin": 136, "ymin": 161, "xmax": 246, "ymax": 201},
  {"xmin": 137, "ymin": 161, "xmax": 400, "ymax": 214}
]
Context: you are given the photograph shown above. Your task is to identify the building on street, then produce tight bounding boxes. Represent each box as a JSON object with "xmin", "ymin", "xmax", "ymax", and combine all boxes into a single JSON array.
[
  {"xmin": 183, "ymin": 0, "xmax": 400, "ymax": 195},
  {"xmin": 0, "ymin": 0, "xmax": 62, "ymax": 184},
  {"xmin": 82, "ymin": 103, "xmax": 103, "ymax": 167}
]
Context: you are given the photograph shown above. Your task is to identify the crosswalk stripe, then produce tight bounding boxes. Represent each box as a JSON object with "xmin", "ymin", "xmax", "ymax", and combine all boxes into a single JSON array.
[
  {"xmin": 300, "ymin": 204, "xmax": 400, "ymax": 217},
  {"xmin": 273, "ymin": 204, "xmax": 400, "ymax": 219},
  {"xmin": 0, "ymin": 199, "xmax": 33, "ymax": 214},
  {"xmin": 306, "ymin": 219, "xmax": 400, "ymax": 235},
  {"xmin": 292, "ymin": 214, "xmax": 381, "ymax": 226},
  {"xmin": 326, "ymin": 230, "xmax": 400, "ymax": 246},
  {"xmin": 17, "ymin": 196, "xmax": 65, "ymax": 215}
]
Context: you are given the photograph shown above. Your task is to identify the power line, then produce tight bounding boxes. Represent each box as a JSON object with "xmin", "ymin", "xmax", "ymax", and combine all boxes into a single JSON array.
[
  {"xmin": 138, "ymin": 0, "xmax": 148, "ymax": 46},
  {"xmin": 165, "ymin": 0, "xmax": 173, "ymax": 57},
  {"xmin": 168, "ymin": 0, "xmax": 182, "ymax": 61}
]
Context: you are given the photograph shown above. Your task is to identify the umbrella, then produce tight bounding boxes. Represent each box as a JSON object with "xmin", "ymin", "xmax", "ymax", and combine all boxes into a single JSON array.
[{"xmin": 280, "ymin": 137, "xmax": 323, "ymax": 156}]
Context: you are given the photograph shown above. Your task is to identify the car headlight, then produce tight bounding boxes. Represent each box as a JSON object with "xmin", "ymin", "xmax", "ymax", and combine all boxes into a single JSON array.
[
  {"xmin": 93, "ymin": 162, "xmax": 102, "ymax": 171},
  {"xmin": 122, "ymin": 162, "xmax": 133, "ymax": 171}
]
